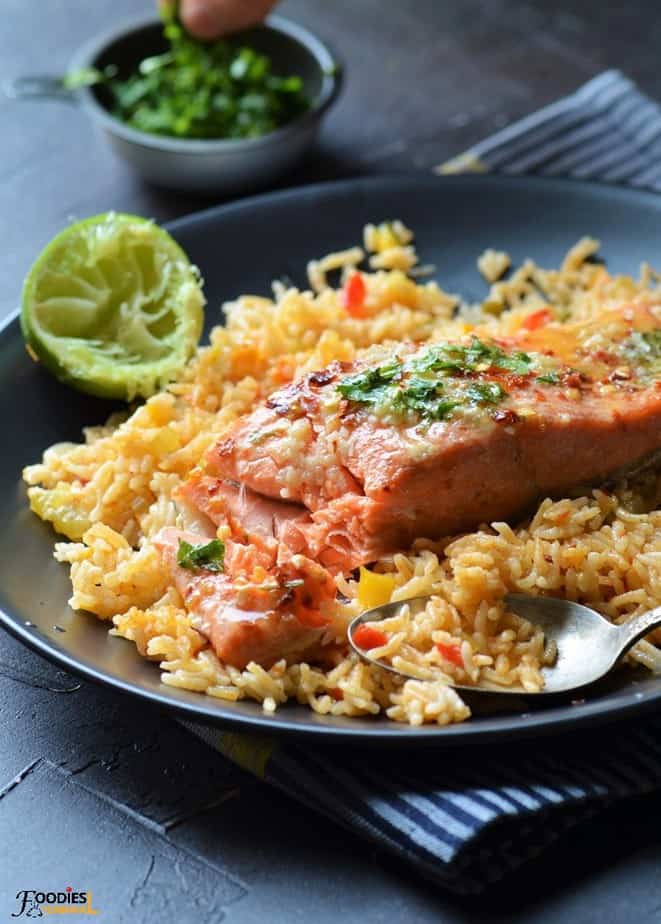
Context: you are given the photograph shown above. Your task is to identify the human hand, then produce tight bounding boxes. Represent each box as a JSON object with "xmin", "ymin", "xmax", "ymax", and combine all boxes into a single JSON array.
[{"xmin": 162, "ymin": 0, "xmax": 279, "ymax": 40}]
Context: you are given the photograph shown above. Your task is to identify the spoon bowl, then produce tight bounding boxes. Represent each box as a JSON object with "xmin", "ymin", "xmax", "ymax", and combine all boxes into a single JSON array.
[{"xmin": 348, "ymin": 593, "xmax": 661, "ymax": 695}]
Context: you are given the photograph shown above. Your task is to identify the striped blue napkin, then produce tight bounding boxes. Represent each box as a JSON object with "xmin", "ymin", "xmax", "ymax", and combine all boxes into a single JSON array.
[
  {"xmin": 184, "ymin": 70, "xmax": 661, "ymax": 893},
  {"xmin": 185, "ymin": 716, "xmax": 661, "ymax": 893},
  {"xmin": 437, "ymin": 69, "xmax": 661, "ymax": 188}
]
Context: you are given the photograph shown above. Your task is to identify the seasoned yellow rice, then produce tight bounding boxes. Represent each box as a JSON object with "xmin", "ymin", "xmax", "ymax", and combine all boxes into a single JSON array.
[
  {"xmin": 477, "ymin": 248, "xmax": 511, "ymax": 283},
  {"xmin": 23, "ymin": 224, "xmax": 661, "ymax": 726}
]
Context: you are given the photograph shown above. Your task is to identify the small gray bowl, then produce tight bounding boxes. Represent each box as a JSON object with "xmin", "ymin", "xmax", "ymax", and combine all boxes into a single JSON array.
[{"xmin": 8, "ymin": 15, "xmax": 341, "ymax": 194}]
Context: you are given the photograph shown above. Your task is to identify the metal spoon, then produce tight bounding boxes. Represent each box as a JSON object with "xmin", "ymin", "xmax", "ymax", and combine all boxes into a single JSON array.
[{"xmin": 348, "ymin": 594, "xmax": 661, "ymax": 695}]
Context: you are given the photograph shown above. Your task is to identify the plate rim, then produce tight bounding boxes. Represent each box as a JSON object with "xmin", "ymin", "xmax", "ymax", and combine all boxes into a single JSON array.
[{"xmin": 4, "ymin": 171, "xmax": 661, "ymax": 745}]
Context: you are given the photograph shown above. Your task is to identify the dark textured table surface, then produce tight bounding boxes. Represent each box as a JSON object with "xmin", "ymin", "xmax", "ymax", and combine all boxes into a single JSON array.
[{"xmin": 3, "ymin": 1, "xmax": 661, "ymax": 921}]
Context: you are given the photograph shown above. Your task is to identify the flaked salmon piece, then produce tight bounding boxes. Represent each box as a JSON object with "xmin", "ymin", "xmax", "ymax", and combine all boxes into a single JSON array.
[
  {"xmin": 178, "ymin": 470, "xmax": 373, "ymax": 573},
  {"xmin": 281, "ymin": 495, "xmax": 382, "ymax": 572},
  {"xmin": 154, "ymin": 528, "xmax": 337, "ymax": 669},
  {"xmin": 193, "ymin": 301, "xmax": 661, "ymax": 562},
  {"xmin": 177, "ymin": 472, "xmax": 309, "ymax": 566}
]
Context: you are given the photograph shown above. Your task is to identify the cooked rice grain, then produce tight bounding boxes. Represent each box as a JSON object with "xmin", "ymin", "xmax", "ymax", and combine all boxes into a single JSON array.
[{"xmin": 477, "ymin": 248, "xmax": 511, "ymax": 282}]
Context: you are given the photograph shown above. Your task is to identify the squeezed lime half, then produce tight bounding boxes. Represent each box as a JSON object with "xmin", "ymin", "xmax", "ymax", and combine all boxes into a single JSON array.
[{"xmin": 21, "ymin": 212, "xmax": 205, "ymax": 400}]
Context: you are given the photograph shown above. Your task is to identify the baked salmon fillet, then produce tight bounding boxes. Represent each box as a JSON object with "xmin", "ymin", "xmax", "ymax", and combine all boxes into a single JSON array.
[
  {"xmin": 187, "ymin": 300, "xmax": 661, "ymax": 570},
  {"xmin": 164, "ymin": 299, "xmax": 661, "ymax": 666}
]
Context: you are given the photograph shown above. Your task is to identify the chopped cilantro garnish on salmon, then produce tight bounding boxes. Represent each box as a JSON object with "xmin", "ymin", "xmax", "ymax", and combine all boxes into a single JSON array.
[
  {"xmin": 465, "ymin": 381, "xmax": 507, "ymax": 405},
  {"xmin": 177, "ymin": 538, "xmax": 225, "ymax": 572},
  {"xmin": 336, "ymin": 338, "xmax": 524, "ymax": 422}
]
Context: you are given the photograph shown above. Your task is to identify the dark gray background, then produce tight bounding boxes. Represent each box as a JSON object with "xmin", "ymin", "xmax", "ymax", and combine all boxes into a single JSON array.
[{"xmin": 3, "ymin": 1, "xmax": 661, "ymax": 921}]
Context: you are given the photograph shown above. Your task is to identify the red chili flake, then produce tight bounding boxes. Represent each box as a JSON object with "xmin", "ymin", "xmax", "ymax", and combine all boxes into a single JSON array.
[
  {"xmin": 593, "ymin": 349, "xmax": 618, "ymax": 365},
  {"xmin": 342, "ymin": 272, "xmax": 367, "ymax": 317},
  {"xmin": 308, "ymin": 368, "xmax": 337, "ymax": 386},
  {"xmin": 436, "ymin": 642, "xmax": 463, "ymax": 667},
  {"xmin": 480, "ymin": 372, "xmax": 528, "ymax": 395},
  {"xmin": 353, "ymin": 625, "xmax": 388, "ymax": 650},
  {"xmin": 563, "ymin": 371, "xmax": 584, "ymax": 388},
  {"xmin": 492, "ymin": 409, "xmax": 519, "ymax": 424}
]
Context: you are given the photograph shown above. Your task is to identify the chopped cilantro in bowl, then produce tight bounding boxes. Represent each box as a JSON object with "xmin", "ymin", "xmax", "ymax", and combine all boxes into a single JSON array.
[
  {"xmin": 71, "ymin": 14, "xmax": 310, "ymax": 142},
  {"xmin": 61, "ymin": 14, "xmax": 339, "ymax": 191}
]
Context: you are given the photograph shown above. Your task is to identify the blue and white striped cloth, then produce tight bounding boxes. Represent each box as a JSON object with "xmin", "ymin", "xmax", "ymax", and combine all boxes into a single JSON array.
[
  {"xmin": 186, "ymin": 71, "xmax": 661, "ymax": 894},
  {"xmin": 187, "ymin": 715, "xmax": 661, "ymax": 893},
  {"xmin": 438, "ymin": 69, "xmax": 661, "ymax": 189}
]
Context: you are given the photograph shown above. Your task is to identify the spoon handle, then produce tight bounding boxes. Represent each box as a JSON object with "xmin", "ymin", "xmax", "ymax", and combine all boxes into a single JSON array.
[
  {"xmin": 617, "ymin": 606, "xmax": 661, "ymax": 654},
  {"xmin": 2, "ymin": 75, "xmax": 74, "ymax": 103}
]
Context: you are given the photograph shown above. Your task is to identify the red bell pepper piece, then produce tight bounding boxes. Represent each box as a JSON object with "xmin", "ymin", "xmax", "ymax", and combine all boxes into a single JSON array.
[
  {"xmin": 342, "ymin": 272, "xmax": 367, "ymax": 317},
  {"xmin": 521, "ymin": 308, "xmax": 552, "ymax": 331},
  {"xmin": 353, "ymin": 624, "xmax": 388, "ymax": 650},
  {"xmin": 436, "ymin": 641, "xmax": 463, "ymax": 667}
]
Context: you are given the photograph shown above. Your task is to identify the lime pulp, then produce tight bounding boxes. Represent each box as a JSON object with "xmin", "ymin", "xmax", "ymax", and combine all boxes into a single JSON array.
[{"xmin": 21, "ymin": 212, "xmax": 205, "ymax": 400}]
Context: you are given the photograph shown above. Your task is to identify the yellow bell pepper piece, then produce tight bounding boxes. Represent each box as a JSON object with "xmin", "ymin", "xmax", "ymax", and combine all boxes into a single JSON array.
[
  {"xmin": 357, "ymin": 567, "xmax": 396, "ymax": 608},
  {"xmin": 28, "ymin": 484, "xmax": 91, "ymax": 540}
]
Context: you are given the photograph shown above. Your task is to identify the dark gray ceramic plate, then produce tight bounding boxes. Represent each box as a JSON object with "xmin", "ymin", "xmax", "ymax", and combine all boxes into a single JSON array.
[{"xmin": 2, "ymin": 174, "xmax": 661, "ymax": 745}]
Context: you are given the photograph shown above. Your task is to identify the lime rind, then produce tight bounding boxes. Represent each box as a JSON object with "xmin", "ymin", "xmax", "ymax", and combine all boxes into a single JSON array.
[{"xmin": 21, "ymin": 212, "xmax": 205, "ymax": 400}]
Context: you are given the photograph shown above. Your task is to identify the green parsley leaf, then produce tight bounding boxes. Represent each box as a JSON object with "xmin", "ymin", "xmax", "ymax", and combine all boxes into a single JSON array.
[
  {"xmin": 421, "ymin": 398, "xmax": 460, "ymax": 421},
  {"xmin": 536, "ymin": 372, "xmax": 561, "ymax": 385},
  {"xmin": 336, "ymin": 361, "xmax": 402, "ymax": 404},
  {"xmin": 408, "ymin": 346, "xmax": 464, "ymax": 375},
  {"xmin": 177, "ymin": 538, "xmax": 225, "ymax": 572},
  {"xmin": 499, "ymin": 350, "xmax": 534, "ymax": 375},
  {"xmin": 465, "ymin": 381, "xmax": 507, "ymax": 404},
  {"xmin": 336, "ymin": 338, "xmax": 527, "ymax": 423},
  {"xmin": 407, "ymin": 339, "xmax": 532, "ymax": 377},
  {"xmin": 467, "ymin": 342, "xmax": 532, "ymax": 375},
  {"xmin": 392, "ymin": 377, "xmax": 457, "ymax": 420}
]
